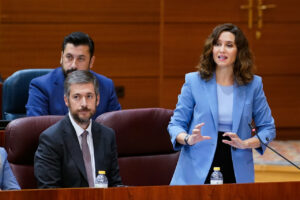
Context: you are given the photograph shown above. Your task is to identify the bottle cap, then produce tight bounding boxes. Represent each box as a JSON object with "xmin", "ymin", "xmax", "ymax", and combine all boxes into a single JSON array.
[
  {"xmin": 213, "ymin": 167, "xmax": 220, "ymax": 171},
  {"xmin": 98, "ymin": 170, "xmax": 106, "ymax": 174}
]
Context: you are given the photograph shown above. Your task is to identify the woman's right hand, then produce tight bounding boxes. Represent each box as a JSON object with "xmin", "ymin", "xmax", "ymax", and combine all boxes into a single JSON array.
[
  {"xmin": 188, "ymin": 123, "xmax": 211, "ymax": 145},
  {"xmin": 176, "ymin": 123, "xmax": 211, "ymax": 146}
]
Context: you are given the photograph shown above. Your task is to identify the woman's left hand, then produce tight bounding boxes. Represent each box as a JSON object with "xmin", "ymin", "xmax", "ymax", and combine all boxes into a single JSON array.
[{"xmin": 222, "ymin": 132, "xmax": 248, "ymax": 149}]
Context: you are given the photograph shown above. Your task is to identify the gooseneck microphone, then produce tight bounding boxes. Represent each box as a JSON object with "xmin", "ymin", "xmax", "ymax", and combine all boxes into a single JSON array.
[{"xmin": 248, "ymin": 123, "xmax": 300, "ymax": 170}]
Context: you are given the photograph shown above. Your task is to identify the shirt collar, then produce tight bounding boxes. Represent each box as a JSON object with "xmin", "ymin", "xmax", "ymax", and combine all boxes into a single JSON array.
[{"xmin": 68, "ymin": 112, "xmax": 92, "ymax": 137}]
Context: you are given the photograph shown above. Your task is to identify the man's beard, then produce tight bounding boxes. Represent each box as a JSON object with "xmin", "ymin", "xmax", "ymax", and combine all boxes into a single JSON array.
[
  {"xmin": 63, "ymin": 68, "xmax": 77, "ymax": 77},
  {"xmin": 71, "ymin": 107, "xmax": 95, "ymax": 125}
]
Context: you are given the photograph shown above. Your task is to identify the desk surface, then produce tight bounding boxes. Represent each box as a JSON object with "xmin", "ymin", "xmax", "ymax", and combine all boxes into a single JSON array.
[{"xmin": 1, "ymin": 181, "xmax": 300, "ymax": 200}]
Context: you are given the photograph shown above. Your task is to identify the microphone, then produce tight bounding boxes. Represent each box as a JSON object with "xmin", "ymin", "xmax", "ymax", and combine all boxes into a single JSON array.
[{"xmin": 248, "ymin": 123, "xmax": 300, "ymax": 170}]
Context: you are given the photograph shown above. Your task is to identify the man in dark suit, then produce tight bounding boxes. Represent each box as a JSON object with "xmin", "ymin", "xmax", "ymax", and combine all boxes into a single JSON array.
[
  {"xmin": 26, "ymin": 31, "xmax": 121, "ymax": 120},
  {"xmin": 34, "ymin": 70, "xmax": 122, "ymax": 188}
]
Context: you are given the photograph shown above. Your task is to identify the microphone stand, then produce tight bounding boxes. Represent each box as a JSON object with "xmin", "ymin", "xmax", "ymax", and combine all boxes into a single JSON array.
[{"xmin": 249, "ymin": 123, "xmax": 300, "ymax": 171}]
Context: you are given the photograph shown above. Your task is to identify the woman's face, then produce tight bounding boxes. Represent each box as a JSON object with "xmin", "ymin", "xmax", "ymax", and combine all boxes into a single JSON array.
[{"xmin": 213, "ymin": 31, "xmax": 237, "ymax": 69}]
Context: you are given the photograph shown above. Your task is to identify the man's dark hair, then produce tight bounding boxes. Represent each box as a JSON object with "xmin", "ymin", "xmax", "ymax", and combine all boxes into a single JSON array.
[{"xmin": 62, "ymin": 32, "xmax": 95, "ymax": 57}]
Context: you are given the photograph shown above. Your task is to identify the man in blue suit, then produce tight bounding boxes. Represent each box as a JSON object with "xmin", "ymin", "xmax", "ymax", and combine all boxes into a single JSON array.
[
  {"xmin": 26, "ymin": 32, "xmax": 121, "ymax": 119},
  {"xmin": 0, "ymin": 147, "xmax": 20, "ymax": 190}
]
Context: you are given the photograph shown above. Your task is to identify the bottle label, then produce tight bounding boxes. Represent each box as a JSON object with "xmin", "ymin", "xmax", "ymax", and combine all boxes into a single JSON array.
[
  {"xmin": 210, "ymin": 180, "xmax": 223, "ymax": 185},
  {"xmin": 95, "ymin": 183, "xmax": 108, "ymax": 188}
]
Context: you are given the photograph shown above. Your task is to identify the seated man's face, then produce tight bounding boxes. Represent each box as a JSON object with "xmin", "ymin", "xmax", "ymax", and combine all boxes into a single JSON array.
[
  {"xmin": 65, "ymin": 82, "xmax": 99, "ymax": 126},
  {"xmin": 61, "ymin": 43, "xmax": 95, "ymax": 76}
]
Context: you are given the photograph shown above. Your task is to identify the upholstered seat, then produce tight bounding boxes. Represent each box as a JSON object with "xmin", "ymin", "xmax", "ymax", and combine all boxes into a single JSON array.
[
  {"xmin": 96, "ymin": 108, "xmax": 179, "ymax": 186},
  {"xmin": 5, "ymin": 115, "xmax": 63, "ymax": 189},
  {"xmin": 2, "ymin": 69, "xmax": 52, "ymax": 120},
  {"xmin": 4, "ymin": 108, "xmax": 178, "ymax": 188}
]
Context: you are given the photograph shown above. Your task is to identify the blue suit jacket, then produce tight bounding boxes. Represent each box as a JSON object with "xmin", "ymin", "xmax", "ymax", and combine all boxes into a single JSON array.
[
  {"xmin": 168, "ymin": 72, "xmax": 275, "ymax": 185},
  {"xmin": 26, "ymin": 67, "xmax": 121, "ymax": 120},
  {"xmin": 0, "ymin": 148, "xmax": 20, "ymax": 190}
]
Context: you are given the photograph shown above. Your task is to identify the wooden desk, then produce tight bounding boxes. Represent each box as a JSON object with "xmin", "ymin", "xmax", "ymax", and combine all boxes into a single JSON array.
[
  {"xmin": 1, "ymin": 182, "xmax": 300, "ymax": 200},
  {"xmin": 255, "ymin": 164, "xmax": 300, "ymax": 182}
]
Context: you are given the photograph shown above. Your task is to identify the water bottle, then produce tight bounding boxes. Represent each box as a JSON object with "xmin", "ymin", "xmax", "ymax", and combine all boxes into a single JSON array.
[
  {"xmin": 210, "ymin": 167, "xmax": 223, "ymax": 184},
  {"xmin": 95, "ymin": 170, "xmax": 108, "ymax": 188}
]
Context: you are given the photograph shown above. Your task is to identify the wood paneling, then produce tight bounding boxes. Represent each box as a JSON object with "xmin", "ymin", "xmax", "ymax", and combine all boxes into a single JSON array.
[
  {"xmin": 275, "ymin": 128, "xmax": 300, "ymax": 140},
  {"xmin": 163, "ymin": 23, "xmax": 211, "ymax": 77},
  {"xmin": 251, "ymin": 24, "xmax": 300, "ymax": 75},
  {"xmin": 0, "ymin": 24, "xmax": 159, "ymax": 79},
  {"xmin": 113, "ymin": 78, "xmax": 159, "ymax": 109},
  {"xmin": 1, "ymin": 0, "xmax": 160, "ymax": 23},
  {"xmin": 255, "ymin": 0, "xmax": 300, "ymax": 22},
  {"xmin": 163, "ymin": 23, "xmax": 250, "ymax": 77},
  {"xmin": 0, "ymin": 0, "xmax": 300, "ymax": 139},
  {"xmin": 160, "ymin": 78, "xmax": 184, "ymax": 109},
  {"xmin": 255, "ymin": 165, "xmax": 300, "ymax": 182},
  {"xmin": 263, "ymin": 75, "xmax": 300, "ymax": 127},
  {"xmin": 164, "ymin": 0, "xmax": 248, "ymax": 23},
  {"xmin": 94, "ymin": 24, "xmax": 159, "ymax": 77}
]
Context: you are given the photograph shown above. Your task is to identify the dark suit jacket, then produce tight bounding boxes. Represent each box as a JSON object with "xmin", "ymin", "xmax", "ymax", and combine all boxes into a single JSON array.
[
  {"xmin": 34, "ymin": 115, "xmax": 122, "ymax": 188},
  {"xmin": 26, "ymin": 67, "xmax": 121, "ymax": 120}
]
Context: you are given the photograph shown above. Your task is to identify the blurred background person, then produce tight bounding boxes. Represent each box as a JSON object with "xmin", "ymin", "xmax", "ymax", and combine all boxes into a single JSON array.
[
  {"xmin": 26, "ymin": 32, "xmax": 121, "ymax": 120},
  {"xmin": 0, "ymin": 147, "xmax": 20, "ymax": 190}
]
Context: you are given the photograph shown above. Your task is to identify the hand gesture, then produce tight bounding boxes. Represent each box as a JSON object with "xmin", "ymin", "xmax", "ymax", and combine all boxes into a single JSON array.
[
  {"xmin": 222, "ymin": 132, "xmax": 247, "ymax": 149},
  {"xmin": 187, "ymin": 123, "xmax": 211, "ymax": 145}
]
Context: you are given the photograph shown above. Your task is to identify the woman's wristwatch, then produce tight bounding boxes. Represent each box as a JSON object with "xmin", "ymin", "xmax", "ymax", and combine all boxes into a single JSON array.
[{"xmin": 184, "ymin": 134, "xmax": 190, "ymax": 145}]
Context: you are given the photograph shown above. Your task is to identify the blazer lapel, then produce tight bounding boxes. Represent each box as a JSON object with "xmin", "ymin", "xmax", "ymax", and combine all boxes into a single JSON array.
[
  {"xmin": 203, "ymin": 75, "xmax": 218, "ymax": 131},
  {"xmin": 62, "ymin": 116, "xmax": 88, "ymax": 181},
  {"xmin": 232, "ymin": 83, "xmax": 246, "ymax": 133},
  {"xmin": 53, "ymin": 68, "xmax": 69, "ymax": 114},
  {"xmin": 92, "ymin": 123, "xmax": 103, "ymax": 176}
]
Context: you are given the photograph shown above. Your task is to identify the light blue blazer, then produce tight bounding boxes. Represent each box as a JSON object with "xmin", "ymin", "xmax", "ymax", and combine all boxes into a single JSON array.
[
  {"xmin": 168, "ymin": 72, "xmax": 275, "ymax": 185},
  {"xmin": 0, "ymin": 148, "xmax": 20, "ymax": 190}
]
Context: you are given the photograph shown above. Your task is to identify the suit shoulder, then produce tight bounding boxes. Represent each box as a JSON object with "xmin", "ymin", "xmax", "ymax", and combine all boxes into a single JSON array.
[
  {"xmin": 40, "ymin": 117, "xmax": 66, "ymax": 139},
  {"xmin": 93, "ymin": 121, "xmax": 115, "ymax": 136},
  {"xmin": 185, "ymin": 71, "xmax": 205, "ymax": 86},
  {"xmin": 246, "ymin": 75, "xmax": 263, "ymax": 87},
  {"xmin": 90, "ymin": 71, "xmax": 113, "ymax": 85},
  {"xmin": 253, "ymin": 75, "xmax": 262, "ymax": 82},
  {"xmin": 185, "ymin": 72, "xmax": 200, "ymax": 79},
  {"xmin": 30, "ymin": 68, "xmax": 61, "ymax": 85}
]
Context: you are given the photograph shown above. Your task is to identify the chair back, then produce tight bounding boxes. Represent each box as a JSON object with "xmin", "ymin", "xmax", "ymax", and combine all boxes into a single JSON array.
[
  {"xmin": 2, "ymin": 69, "xmax": 52, "ymax": 120},
  {"xmin": 96, "ymin": 108, "xmax": 179, "ymax": 186},
  {"xmin": 5, "ymin": 115, "xmax": 63, "ymax": 189}
]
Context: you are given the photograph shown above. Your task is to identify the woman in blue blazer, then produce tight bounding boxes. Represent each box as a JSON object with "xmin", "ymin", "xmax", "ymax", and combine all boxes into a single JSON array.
[
  {"xmin": 168, "ymin": 23, "xmax": 275, "ymax": 185},
  {"xmin": 0, "ymin": 147, "xmax": 20, "ymax": 190}
]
